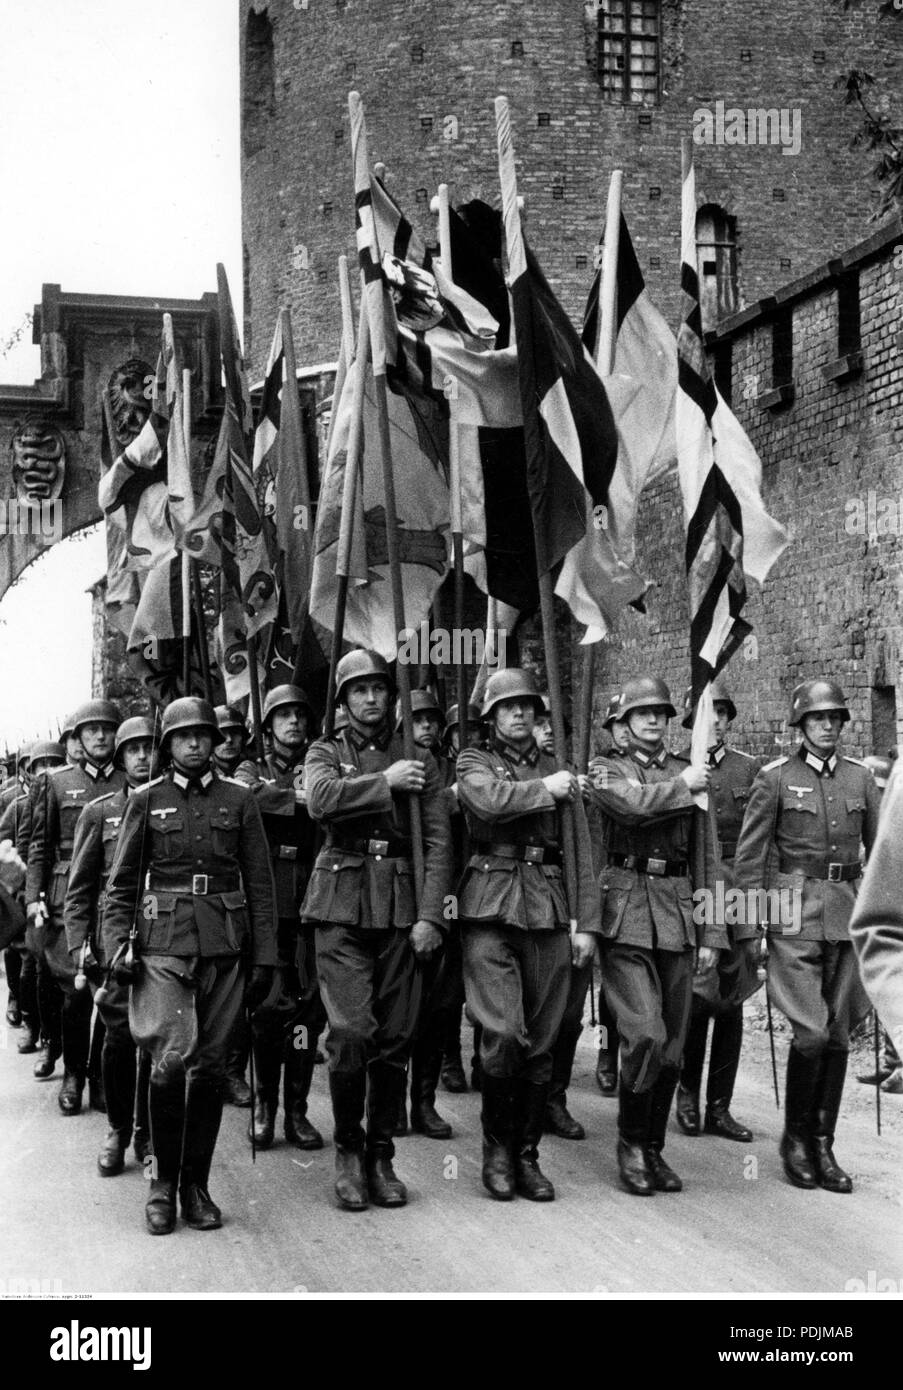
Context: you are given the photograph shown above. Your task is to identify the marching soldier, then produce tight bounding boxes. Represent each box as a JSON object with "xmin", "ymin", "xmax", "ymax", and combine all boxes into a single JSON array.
[
  {"xmin": 102, "ymin": 697, "xmax": 277, "ymax": 1235},
  {"xmin": 65, "ymin": 717, "xmax": 158, "ymax": 1175},
  {"xmin": 214, "ymin": 704, "xmax": 254, "ymax": 1106},
  {"xmin": 849, "ymin": 758, "xmax": 903, "ymax": 1079},
  {"xmin": 301, "ymin": 650, "xmax": 452, "ymax": 1211},
  {"xmin": 1, "ymin": 742, "xmax": 66, "ymax": 1056},
  {"xmin": 733, "ymin": 679, "xmax": 880, "ymax": 1193},
  {"xmin": 587, "ymin": 676, "xmax": 724, "ymax": 1196},
  {"xmin": 455, "ymin": 668, "xmax": 599, "ymax": 1202},
  {"xmin": 676, "ymin": 681, "xmax": 760, "ymax": 1142},
  {"xmin": 25, "ymin": 700, "xmax": 124, "ymax": 1114},
  {"xmin": 59, "ymin": 713, "xmax": 87, "ymax": 769},
  {"xmin": 234, "ymin": 683, "xmax": 326, "ymax": 1151}
]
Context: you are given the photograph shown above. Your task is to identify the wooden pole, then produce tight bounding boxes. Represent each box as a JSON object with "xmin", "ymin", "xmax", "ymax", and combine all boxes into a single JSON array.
[
  {"xmin": 350, "ymin": 90, "xmax": 425, "ymax": 904},
  {"xmin": 324, "ymin": 285, "xmax": 371, "ymax": 736},
  {"xmin": 436, "ymin": 181, "xmax": 470, "ymax": 762},
  {"xmin": 180, "ymin": 368, "xmax": 193, "ymax": 696},
  {"xmin": 496, "ymin": 94, "xmax": 578, "ymax": 931},
  {"xmin": 190, "ymin": 561, "xmax": 213, "ymax": 703},
  {"xmin": 577, "ymin": 170, "xmax": 623, "ymax": 773}
]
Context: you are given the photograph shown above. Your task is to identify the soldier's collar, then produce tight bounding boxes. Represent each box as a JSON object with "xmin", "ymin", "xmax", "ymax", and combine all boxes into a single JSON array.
[
  {"xmin": 708, "ymin": 743, "xmax": 726, "ymax": 767},
  {"xmin": 171, "ymin": 768, "xmax": 215, "ymax": 792},
  {"xmin": 490, "ymin": 732, "xmax": 540, "ymax": 766},
  {"xmin": 85, "ymin": 760, "xmax": 116, "ymax": 781},
  {"xmin": 629, "ymin": 743, "xmax": 667, "ymax": 768},
  {"xmin": 800, "ymin": 747, "xmax": 837, "ymax": 777},
  {"xmin": 346, "ymin": 720, "xmax": 392, "ymax": 752},
  {"xmin": 272, "ymin": 746, "xmax": 307, "ymax": 773}
]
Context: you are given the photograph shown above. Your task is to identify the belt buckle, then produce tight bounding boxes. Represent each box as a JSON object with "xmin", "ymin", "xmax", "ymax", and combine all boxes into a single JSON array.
[
  {"xmin": 192, "ymin": 874, "xmax": 209, "ymax": 895},
  {"xmin": 646, "ymin": 857, "xmax": 667, "ymax": 876},
  {"xmin": 279, "ymin": 845, "xmax": 297, "ymax": 860},
  {"xmin": 367, "ymin": 838, "xmax": 389, "ymax": 858},
  {"xmin": 827, "ymin": 862, "xmax": 842, "ymax": 882},
  {"xmin": 523, "ymin": 845, "xmax": 543, "ymax": 864}
]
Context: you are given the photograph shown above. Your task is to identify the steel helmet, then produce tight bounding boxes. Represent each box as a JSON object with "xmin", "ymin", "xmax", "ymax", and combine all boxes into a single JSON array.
[
  {"xmin": 26, "ymin": 740, "xmax": 66, "ymax": 771},
  {"xmin": 397, "ymin": 688, "xmax": 444, "ymax": 731},
  {"xmin": 59, "ymin": 712, "xmax": 79, "ymax": 743},
  {"xmin": 159, "ymin": 697, "xmax": 223, "ymax": 747},
  {"xmin": 114, "ymin": 716, "xmax": 158, "ymax": 759},
  {"xmin": 480, "ymin": 668, "xmax": 546, "ymax": 720},
  {"xmin": 445, "ymin": 702, "xmax": 483, "ymax": 728},
  {"xmin": 215, "ymin": 705, "xmax": 249, "ymax": 740},
  {"xmin": 602, "ymin": 695, "xmax": 625, "ymax": 731},
  {"xmin": 335, "ymin": 649, "xmax": 393, "ymax": 705},
  {"xmin": 616, "ymin": 676, "xmax": 677, "ymax": 721},
  {"xmin": 262, "ymin": 684, "xmax": 315, "ymax": 728},
  {"xmin": 681, "ymin": 679, "xmax": 737, "ymax": 729},
  {"xmin": 788, "ymin": 680, "xmax": 850, "ymax": 728},
  {"xmin": 72, "ymin": 699, "xmax": 121, "ymax": 736}
]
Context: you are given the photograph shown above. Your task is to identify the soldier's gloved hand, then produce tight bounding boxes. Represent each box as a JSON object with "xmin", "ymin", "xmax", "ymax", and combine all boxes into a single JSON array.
[
  {"xmin": 695, "ymin": 946, "xmax": 720, "ymax": 975},
  {"xmin": 543, "ymin": 770, "xmax": 577, "ymax": 802},
  {"xmin": 386, "ymin": 759, "xmax": 427, "ymax": 793},
  {"xmin": 70, "ymin": 945, "xmax": 104, "ymax": 987},
  {"xmin": 410, "ymin": 920, "xmax": 443, "ymax": 961},
  {"xmin": 245, "ymin": 965, "xmax": 276, "ymax": 1011},
  {"xmin": 571, "ymin": 932, "xmax": 597, "ymax": 970},
  {"xmin": 680, "ymin": 764, "xmax": 710, "ymax": 794},
  {"xmin": 577, "ymin": 774, "xmax": 593, "ymax": 803}
]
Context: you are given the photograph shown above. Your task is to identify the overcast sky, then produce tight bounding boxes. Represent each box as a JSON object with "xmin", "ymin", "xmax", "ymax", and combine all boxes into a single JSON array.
[{"xmin": 0, "ymin": 0, "xmax": 240, "ymax": 748}]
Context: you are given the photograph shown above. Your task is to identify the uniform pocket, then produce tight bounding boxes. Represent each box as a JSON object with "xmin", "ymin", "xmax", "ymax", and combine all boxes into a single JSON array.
[
  {"xmin": 220, "ymin": 888, "xmax": 249, "ymax": 952},
  {"xmin": 137, "ymin": 890, "xmax": 176, "ymax": 952},
  {"xmin": 457, "ymin": 855, "xmax": 517, "ymax": 921},
  {"xmin": 150, "ymin": 817, "xmax": 185, "ymax": 861},
  {"xmin": 304, "ymin": 857, "xmax": 363, "ymax": 925},
  {"xmin": 210, "ymin": 809, "xmax": 240, "ymax": 857},
  {"xmin": 780, "ymin": 794, "xmax": 817, "ymax": 815}
]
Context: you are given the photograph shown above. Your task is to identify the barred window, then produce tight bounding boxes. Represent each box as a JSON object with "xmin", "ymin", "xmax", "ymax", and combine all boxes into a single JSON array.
[
  {"xmin": 696, "ymin": 206, "xmax": 738, "ymax": 330},
  {"xmin": 597, "ymin": 0, "xmax": 661, "ymax": 105}
]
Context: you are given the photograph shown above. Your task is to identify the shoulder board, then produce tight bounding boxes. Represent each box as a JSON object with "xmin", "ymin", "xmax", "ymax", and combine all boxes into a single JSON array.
[
  {"xmin": 144, "ymin": 775, "xmax": 166, "ymax": 790},
  {"xmin": 762, "ymin": 756, "xmax": 789, "ymax": 772},
  {"xmin": 842, "ymin": 756, "xmax": 867, "ymax": 768},
  {"xmin": 730, "ymin": 748, "xmax": 758, "ymax": 760},
  {"xmin": 671, "ymin": 751, "xmax": 691, "ymax": 764},
  {"xmin": 46, "ymin": 764, "xmax": 69, "ymax": 778},
  {"xmin": 90, "ymin": 791, "xmax": 119, "ymax": 806},
  {"xmin": 219, "ymin": 775, "xmax": 245, "ymax": 787}
]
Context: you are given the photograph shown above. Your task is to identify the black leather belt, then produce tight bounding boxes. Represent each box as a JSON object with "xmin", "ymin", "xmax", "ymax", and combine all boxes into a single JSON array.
[
  {"xmin": 146, "ymin": 874, "xmax": 242, "ymax": 896},
  {"xmin": 473, "ymin": 842, "xmax": 563, "ymax": 867},
  {"xmin": 330, "ymin": 836, "xmax": 412, "ymax": 859},
  {"xmin": 609, "ymin": 853, "xmax": 689, "ymax": 877},
  {"xmin": 779, "ymin": 858, "xmax": 861, "ymax": 883}
]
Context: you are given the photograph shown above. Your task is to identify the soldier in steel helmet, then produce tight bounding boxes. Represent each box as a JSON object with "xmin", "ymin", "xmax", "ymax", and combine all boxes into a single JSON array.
[
  {"xmin": 733, "ymin": 679, "xmax": 881, "ymax": 1193},
  {"xmin": 675, "ymin": 681, "xmax": 762, "ymax": 1144},
  {"xmin": 455, "ymin": 668, "xmax": 600, "ymax": 1203},
  {"xmin": 25, "ymin": 699, "xmax": 125, "ymax": 1116},
  {"xmin": 101, "ymin": 697, "xmax": 277, "ymax": 1235},
  {"xmin": 301, "ymin": 650, "xmax": 452, "ymax": 1212},
  {"xmin": 213, "ymin": 705, "xmax": 250, "ymax": 779},
  {"xmin": 234, "ymin": 683, "xmax": 326, "ymax": 1152},
  {"xmin": 65, "ymin": 717, "xmax": 159, "ymax": 1176},
  {"xmin": 586, "ymin": 675, "xmax": 724, "ymax": 1197}
]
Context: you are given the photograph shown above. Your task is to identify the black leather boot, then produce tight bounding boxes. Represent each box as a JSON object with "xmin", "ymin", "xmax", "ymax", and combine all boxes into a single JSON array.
[
  {"xmin": 440, "ymin": 1010, "xmax": 468, "ymax": 1092},
  {"xmin": 17, "ymin": 1019, "xmax": 39, "ymax": 1054},
  {"xmin": 779, "ymin": 1046, "xmax": 820, "ymax": 1189},
  {"xmin": 179, "ymin": 1080, "xmax": 224, "ymax": 1229},
  {"xmin": 58, "ymin": 1070, "xmax": 86, "ymax": 1116},
  {"xmin": 677, "ymin": 1005, "xmax": 707, "ymax": 1134},
  {"xmin": 676, "ymin": 1084, "xmax": 701, "ymax": 1135},
  {"xmin": 514, "ymin": 1082, "xmax": 556, "ymax": 1200},
  {"xmin": 544, "ymin": 1024, "xmax": 585, "ymax": 1140},
  {"xmin": 33, "ymin": 1038, "xmax": 60, "ymax": 1079},
  {"xmin": 88, "ymin": 1012, "xmax": 106, "ymax": 1112},
  {"xmin": 329, "ymin": 1070, "xmax": 368, "ymax": 1209},
  {"xmin": 702, "ymin": 1005, "xmax": 751, "ymax": 1139},
  {"xmin": 617, "ymin": 1082, "xmax": 655, "ymax": 1196},
  {"xmin": 6, "ymin": 995, "xmax": 21, "ymax": 1027},
  {"xmin": 283, "ymin": 1034, "xmax": 324, "ymax": 1149},
  {"xmin": 811, "ymin": 1050, "xmax": 853, "ymax": 1194},
  {"xmin": 704, "ymin": 1098, "xmax": 753, "ymax": 1142},
  {"xmin": 646, "ymin": 1067, "xmax": 683, "ymax": 1192},
  {"xmin": 58, "ymin": 990, "xmax": 91, "ymax": 1115},
  {"xmin": 595, "ymin": 1045, "xmax": 618, "ymax": 1095},
  {"xmin": 247, "ymin": 1033, "xmax": 280, "ymax": 1149},
  {"xmin": 146, "ymin": 1067, "xmax": 184, "ymax": 1235},
  {"xmin": 98, "ymin": 1038, "xmax": 137, "ymax": 1176},
  {"xmin": 410, "ymin": 1039, "xmax": 453, "ymax": 1139},
  {"xmin": 480, "ymin": 1074, "xmax": 516, "ymax": 1200},
  {"xmin": 365, "ymin": 1063, "xmax": 408, "ymax": 1207}
]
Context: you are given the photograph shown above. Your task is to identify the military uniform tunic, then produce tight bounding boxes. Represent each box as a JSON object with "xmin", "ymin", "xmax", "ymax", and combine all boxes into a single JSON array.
[
  {"xmin": 849, "ymin": 760, "xmax": 903, "ymax": 1055},
  {"xmin": 65, "ymin": 787, "xmax": 133, "ymax": 1046},
  {"xmin": 733, "ymin": 746, "xmax": 880, "ymax": 1056}
]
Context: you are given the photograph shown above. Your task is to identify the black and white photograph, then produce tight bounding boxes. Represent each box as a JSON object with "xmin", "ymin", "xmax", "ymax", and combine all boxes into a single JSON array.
[{"xmin": 0, "ymin": 0, "xmax": 900, "ymax": 1335}]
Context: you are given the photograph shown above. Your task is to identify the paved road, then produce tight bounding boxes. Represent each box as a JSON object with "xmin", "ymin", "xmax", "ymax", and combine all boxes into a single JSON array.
[{"xmin": 0, "ymin": 1008, "xmax": 899, "ymax": 1295}]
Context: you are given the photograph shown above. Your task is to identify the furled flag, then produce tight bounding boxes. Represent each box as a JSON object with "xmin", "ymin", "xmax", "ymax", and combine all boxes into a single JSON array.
[
  {"xmin": 125, "ymin": 555, "xmax": 192, "ymax": 706},
  {"xmin": 582, "ymin": 211, "xmax": 678, "ymax": 568},
  {"xmin": 98, "ymin": 317, "xmax": 193, "ymax": 570},
  {"xmin": 495, "ymin": 100, "xmax": 646, "ymax": 634},
  {"xmin": 99, "ymin": 389, "xmax": 140, "ymax": 640},
  {"xmin": 677, "ymin": 149, "xmax": 790, "ymax": 735}
]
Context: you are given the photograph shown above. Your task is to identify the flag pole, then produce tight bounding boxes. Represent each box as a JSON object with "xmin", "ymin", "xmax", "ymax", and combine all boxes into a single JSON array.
[
  {"xmin": 179, "ymin": 366, "xmax": 194, "ymax": 697},
  {"xmin": 436, "ymin": 181, "xmax": 470, "ymax": 762},
  {"xmin": 349, "ymin": 89, "xmax": 425, "ymax": 904},
  {"xmin": 577, "ymin": 170, "xmax": 623, "ymax": 774},
  {"xmin": 323, "ymin": 253, "xmax": 355, "ymax": 462},
  {"xmin": 323, "ymin": 281, "xmax": 371, "ymax": 737},
  {"xmin": 495, "ymin": 94, "xmax": 579, "ymax": 933}
]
